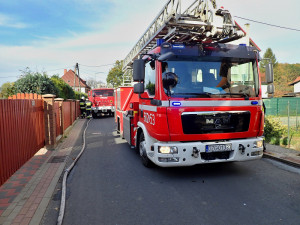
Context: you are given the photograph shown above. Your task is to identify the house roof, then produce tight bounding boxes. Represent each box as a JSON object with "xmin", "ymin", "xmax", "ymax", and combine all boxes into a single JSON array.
[
  {"xmin": 260, "ymin": 72, "xmax": 266, "ymax": 84},
  {"xmin": 289, "ymin": 76, "xmax": 300, "ymax": 86},
  {"xmin": 61, "ymin": 69, "xmax": 90, "ymax": 88}
]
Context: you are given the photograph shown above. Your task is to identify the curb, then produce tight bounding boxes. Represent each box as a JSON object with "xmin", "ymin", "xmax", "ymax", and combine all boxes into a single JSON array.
[{"xmin": 263, "ymin": 152, "xmax": 300, "ymax": 169}]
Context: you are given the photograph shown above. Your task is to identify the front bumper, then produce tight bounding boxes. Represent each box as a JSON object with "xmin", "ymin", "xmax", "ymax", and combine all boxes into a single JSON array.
[
  {"xmin": 92, "ymin": 106, "xmax": 115, "ymax": 113},
  {"xmin": 148, "ymin": 137, "xmax": 264, "ymax": 167}
]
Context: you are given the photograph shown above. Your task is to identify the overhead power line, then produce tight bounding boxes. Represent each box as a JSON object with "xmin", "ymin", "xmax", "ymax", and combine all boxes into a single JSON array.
[
  {"xmin": 234, "ymin": 16, "xmax": 300, "ymax": 32},
  {"xmin": 80, "ymin": 68, "xmax": 107, "ymax": 74},
  {"xmin": 0, "ymin": 76, "xmax": 19, "ymax": 78},
  {"xmin": 46, "ymin": 67, "xmax": 73, "ymax": 72},
  {"xmin": 79, "ymin": 63, "xmax": 114, "ymax": 68}
]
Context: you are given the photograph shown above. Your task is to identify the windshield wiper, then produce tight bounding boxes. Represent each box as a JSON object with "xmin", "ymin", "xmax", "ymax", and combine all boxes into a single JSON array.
[
  {"xmin": 221, "ymin": 92, "xmax": 250, "ymax": 100},
  {"xmin": 174, "ymin": 93, "xmax": 211, "ymax": 98}
]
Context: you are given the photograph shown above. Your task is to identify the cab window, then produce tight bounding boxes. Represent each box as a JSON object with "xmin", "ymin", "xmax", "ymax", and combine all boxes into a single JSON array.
[{"xmin": 144, "ymin": 61, "xmax": 156, "ymax": 96}]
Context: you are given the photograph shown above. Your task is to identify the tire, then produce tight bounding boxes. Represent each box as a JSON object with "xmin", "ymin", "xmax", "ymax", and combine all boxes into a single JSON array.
[
  {"xmin": 138, "ymin": 132, "xmax": 153, "ymax": 168},
  {"xmin": 92, "ymin": 112, "xmax": 97, "ymax": 119}
]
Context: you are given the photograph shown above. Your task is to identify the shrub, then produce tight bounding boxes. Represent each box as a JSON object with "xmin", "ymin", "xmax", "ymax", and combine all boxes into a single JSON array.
[
  {"xmin": 14, "ymin": 68, "xmax": 58, "ymax": 95},
  {"xmin": 75, "ymin": 91, "xmax": 87, "ymax": 100},
  {"xmin": 264, "ymin": 116, "xmax": 287, "ymax": 144},
  {"xmin": 282, "ymin": 137, "xmax": 288, "ymax": 146}
]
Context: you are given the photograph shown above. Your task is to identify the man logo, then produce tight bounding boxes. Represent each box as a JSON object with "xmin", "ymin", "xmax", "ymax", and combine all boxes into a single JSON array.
[
  {"xmin": 206, "ymin": 119, "xmax": 214, "ymax": 124},
  {"xmin": 214, "ymin": 119, "xmax": 222, "ymax": 128}
]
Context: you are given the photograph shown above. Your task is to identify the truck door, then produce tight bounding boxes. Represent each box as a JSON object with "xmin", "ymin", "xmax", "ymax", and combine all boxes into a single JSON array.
[{"xmin": 139, "ymin": 60, "xmax": 170, "ymax": 142}]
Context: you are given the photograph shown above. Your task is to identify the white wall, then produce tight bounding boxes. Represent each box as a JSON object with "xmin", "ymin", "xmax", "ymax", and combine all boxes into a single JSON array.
[
  {"xmin": 294, "ymin": 82, "xmax": 300, "ymax": 93},
  {"xmin": 74, "ymin": 86, "xmax": 88, "ymax": 93},
  {"xmin": 261, "ymin": 85, "xmax": 268, "ymax": 98}
]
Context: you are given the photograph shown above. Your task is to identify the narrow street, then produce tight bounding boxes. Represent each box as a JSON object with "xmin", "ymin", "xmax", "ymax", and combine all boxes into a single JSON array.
[{"xmin": 44, "ymin": 117, "xmax": 300, "ymax": 225}]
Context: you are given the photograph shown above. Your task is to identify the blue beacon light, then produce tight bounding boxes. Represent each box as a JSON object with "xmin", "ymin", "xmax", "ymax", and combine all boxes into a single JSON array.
[{"xmin": 172, "ymin": 102, "xmax": 181, "ymax": 106}]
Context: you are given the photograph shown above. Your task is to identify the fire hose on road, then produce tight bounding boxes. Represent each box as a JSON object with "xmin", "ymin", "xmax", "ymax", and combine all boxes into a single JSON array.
[{"xmin": 57, "ymin": 118, "xmax": 92, "ymax": 225}]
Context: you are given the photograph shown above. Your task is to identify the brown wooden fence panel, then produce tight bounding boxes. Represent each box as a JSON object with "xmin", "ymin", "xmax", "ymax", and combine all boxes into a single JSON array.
[
  {"xmin": 72, "ymin": 101, "xmax": 76, "ymax": 123},
  {"xmin": 63, "ymin": 101, "xmax": 71, "ymax": 131},
  {"xmin": 54, "ymin": 102, "xmax": 61, "ymax": 137},
  {"xmin": 0, "ymin": 99, "xmax": 45, "ymax": 186},
  {"xmin": 75, "ymin": 101, "xmax": 80, "ymax": 118}
]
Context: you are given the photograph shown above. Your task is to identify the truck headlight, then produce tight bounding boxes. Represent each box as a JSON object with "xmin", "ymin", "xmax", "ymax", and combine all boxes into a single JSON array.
[
  {"xmin": 158, "ymin": 146, "xmax": 178, "ymax": 154},
  {"xmin": 254, "ymin": 140, "xmax": 263, "ymax": 148}
]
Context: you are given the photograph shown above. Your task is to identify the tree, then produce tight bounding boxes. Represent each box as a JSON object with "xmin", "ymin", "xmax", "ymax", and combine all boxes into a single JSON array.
[
  {"xmin": 51, "ymin": 75, "xmax": 75, "ymax": 99},
  {"xmin": 106, "ymin": 60, "xmax": 124, "ymax": 88},
  {"xmin": 87, "ymin": 78, "xmax": 106, "ymax": 89},
  {"xmin": 14, "ymin": 68, "xmax": 58, "ymax": 95},
  {"xmin": 273, "ymin": 63, "xmax": 300, "ymax": 97},
  {"xmin": 0, "ymin": 82, "xmax": 15, "ymax": 99},
  {"xmin": 260, "ymin": 48, "xmax": 278, "ymax": 72}
]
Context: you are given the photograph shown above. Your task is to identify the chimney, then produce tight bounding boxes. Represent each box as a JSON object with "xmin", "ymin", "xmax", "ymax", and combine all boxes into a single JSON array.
[
  {"xmin": 64, "ymin": 69, "xmax": 67, "ymax": 74},
  {"xmin": 244, "ymin": 23, "xmax": 250, "ymax": 46}
]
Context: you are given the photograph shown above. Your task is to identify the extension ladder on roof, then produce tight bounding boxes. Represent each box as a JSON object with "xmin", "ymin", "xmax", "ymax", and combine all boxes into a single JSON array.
[{"xmin": 122, "ymin": 0, "xmax": 244, "ymax": 86}]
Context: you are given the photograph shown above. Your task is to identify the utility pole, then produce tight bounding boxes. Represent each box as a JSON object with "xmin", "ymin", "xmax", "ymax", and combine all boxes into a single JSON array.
[
  {"xmin": 74, "ymin": 64, "xmax": 76, "ymax": 91},
  {"xmin": 76, "ymin": 63, "xmax": 81, "ymax": 99}
]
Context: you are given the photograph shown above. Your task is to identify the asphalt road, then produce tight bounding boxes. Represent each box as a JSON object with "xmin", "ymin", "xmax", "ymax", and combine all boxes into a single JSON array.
[{"xmin": 45, "ymin": 117, "xmax": 300, "ymax": 225}]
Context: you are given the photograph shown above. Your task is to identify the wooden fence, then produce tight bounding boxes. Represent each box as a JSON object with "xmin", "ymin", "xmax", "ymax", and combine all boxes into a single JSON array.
[
  {"xmin": 0, "ymin": 94, "xmax": 80, "ymax": 186},
  {"xmin": 0, "ymin": 96, "xmax": 44, "ymax": 185}
]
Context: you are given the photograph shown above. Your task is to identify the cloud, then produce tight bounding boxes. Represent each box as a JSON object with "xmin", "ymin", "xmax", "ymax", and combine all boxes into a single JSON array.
[
  {"xmin": 0, "ymin": 13, "xmax": 29, "ymax": 29},
  {"xmin": 1, "ymin": 0, "xmax": 300, "ymax": 86}
]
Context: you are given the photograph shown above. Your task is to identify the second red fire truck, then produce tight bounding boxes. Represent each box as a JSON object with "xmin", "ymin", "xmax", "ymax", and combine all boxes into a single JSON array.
[
  {"xmin": 116, "ymin": 0, "xmax": 274, "ymax": 167},
  {"xmin": 88, "ymin": 88, "xmax": 115, "ymax": 118}
]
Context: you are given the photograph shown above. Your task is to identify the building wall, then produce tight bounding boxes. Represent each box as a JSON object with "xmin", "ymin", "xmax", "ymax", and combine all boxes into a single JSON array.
[
  {"xmin": 294, "ymin": 82, "xmax": 300, "ymax": 93},
  {"xmin": 261, "ymin": 85, "xmax": 268, "ymax": 99},
  {"xmin": 74, "ymin": 87, "xmax": 88, "ymax": 93}
]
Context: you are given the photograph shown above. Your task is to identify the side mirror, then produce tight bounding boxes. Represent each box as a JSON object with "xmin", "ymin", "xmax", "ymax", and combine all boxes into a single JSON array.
[
  {"xmin": 133, "ymin": 59, "xmax": 145, "ymax": 82},
  {"xmin": 265, "ymin": 63, "xmax": 274, "ymax": 83},
  {"xmin": 134, "ymin": 83, "xmax": 144, "ymax": 94},
  {"xmin": 92, "ymin": 93, "xmax": 95, "ymax": 97},
  {"xmin": 267, "ymin": 83, "xmax": 275, "ymax": 95}
]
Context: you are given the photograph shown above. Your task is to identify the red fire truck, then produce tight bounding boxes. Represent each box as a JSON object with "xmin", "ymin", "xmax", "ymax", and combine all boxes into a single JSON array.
[
  {"xmin": 116, "ymin": 0, "xmax": 274, "ymax": 167},
  {"xmin": 88, "ymin": 88, "xmax": 115, "ymax": 118}
]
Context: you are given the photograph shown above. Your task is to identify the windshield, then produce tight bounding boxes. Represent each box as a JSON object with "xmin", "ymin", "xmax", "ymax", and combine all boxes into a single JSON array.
[
  {"xmin": 93, "ymin": 90, "xmax": 114, "ymax": 97},
  {"xmin": 162, "ymin": 59, "xmax": 259, "ymax": 98}
]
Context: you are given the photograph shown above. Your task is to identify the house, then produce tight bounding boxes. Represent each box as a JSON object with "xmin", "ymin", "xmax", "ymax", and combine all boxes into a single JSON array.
[
  {"xmin": 288, "ymin": 76, "xmax": 300, "ymax": 96},
  {"xmin": 61, "ymin": 69, "xmax": 90, "ymax": 94}
]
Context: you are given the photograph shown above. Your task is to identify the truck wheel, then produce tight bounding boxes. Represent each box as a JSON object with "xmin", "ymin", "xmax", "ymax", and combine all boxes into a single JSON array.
[
  {"xmin": 139, "ymin": 132, "xmax": 153, "ymax": 168},
  {"xmin": 92, "ymin": 112, "xmax": 97, "ymax": 119}
]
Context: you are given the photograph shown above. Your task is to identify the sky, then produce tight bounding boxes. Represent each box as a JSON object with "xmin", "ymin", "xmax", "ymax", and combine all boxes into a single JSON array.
[{"xmin": 1, "ymin": 0, "xmax": 300, "ymax": 86}]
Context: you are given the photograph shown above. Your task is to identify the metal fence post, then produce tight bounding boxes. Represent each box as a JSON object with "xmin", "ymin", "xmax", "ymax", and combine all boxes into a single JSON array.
[
  {"xmin": 296, "ymin": 100, "xmax": 298, "ymax": 131},
  {"xmin": 288, "ymin": 100, "xmax": 290, "ymax": 148}
]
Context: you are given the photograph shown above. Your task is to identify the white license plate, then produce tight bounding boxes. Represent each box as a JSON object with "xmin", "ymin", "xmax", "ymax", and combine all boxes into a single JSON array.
[{"xmin": 205, "ymin": 144, "xmax": 232, "ymax": 153}]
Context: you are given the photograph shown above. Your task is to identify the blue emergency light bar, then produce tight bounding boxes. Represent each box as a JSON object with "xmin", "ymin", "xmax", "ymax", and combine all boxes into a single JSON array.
[
  {"xmin": 172, "ymin": 44, "xmax": 185, "ymax": 49},
  {"xmin": 159, "ymin": 42, "xmax": 257, "ymax": 61},
  {"xmin": 157, "ymin": 39, "xmax": 165, "ymax": 46}
]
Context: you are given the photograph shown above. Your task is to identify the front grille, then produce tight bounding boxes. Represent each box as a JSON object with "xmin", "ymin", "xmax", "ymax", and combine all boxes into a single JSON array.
[
  {"xmin": 201, "ymin": 151, "xmax": 232, "ymax": 160},
  {"xmin": 181, "ymin": 111, "xmax": 250, "ymax": 134}
]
